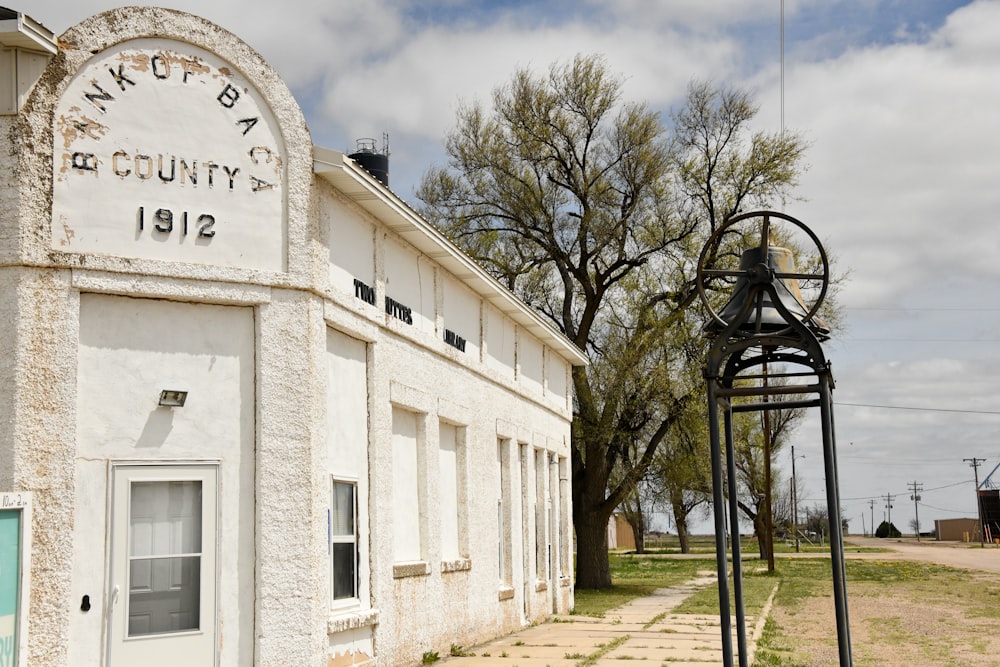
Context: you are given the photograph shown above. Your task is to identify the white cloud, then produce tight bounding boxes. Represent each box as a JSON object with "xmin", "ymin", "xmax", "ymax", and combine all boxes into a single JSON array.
[
  {"xmin": 318, "ymin": 18, "xmax": 737, "ymax": 145},
  {"xmin": 760, "ymin": 1, "xmax": 1000, "ymax": 309}
]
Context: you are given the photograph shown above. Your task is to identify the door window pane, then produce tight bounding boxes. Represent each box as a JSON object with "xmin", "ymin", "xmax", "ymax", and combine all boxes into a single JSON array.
[{"xmin": 128, "ymin": 481, "xmax": 202, "ymax": 636}]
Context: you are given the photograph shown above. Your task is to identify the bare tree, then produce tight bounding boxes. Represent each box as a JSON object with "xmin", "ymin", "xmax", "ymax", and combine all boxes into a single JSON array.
[{"xmin": 419, "ymin": 59, "xmax": 807, "ymax": 588}]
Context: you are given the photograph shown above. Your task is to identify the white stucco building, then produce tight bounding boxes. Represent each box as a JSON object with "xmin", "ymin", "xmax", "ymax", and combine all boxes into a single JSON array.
[{"xmin": 0, "ymin": 7, "xmax": 586, "ymax": 666}]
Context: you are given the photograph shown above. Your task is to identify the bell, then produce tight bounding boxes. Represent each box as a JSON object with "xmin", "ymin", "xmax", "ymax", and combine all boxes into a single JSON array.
[{"xmin": 706, "ymin": 245, "xmax": 829, "ymax": 338}]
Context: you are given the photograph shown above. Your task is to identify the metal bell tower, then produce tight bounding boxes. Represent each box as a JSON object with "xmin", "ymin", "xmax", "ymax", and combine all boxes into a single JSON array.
[{"xmin": 696, "ymin": 210, "xmax": 852, "ymax": 667}]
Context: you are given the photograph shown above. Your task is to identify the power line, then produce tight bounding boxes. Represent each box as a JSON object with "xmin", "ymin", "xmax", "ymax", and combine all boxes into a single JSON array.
[
  {"xmin": 844, "ymin": 338, "xmax": 1000, "ymax": 343},
  {"xmin": 918, "ymin": 502, "xmax": 973, "ymax": 515},
  {"xmin": 924, "ymin": 479, "xmax": 976, "ymax": 492},
  {"xmin": 835, "ymin": 402, "xmax": 1000, "ymax": 416},
  {"xmin": 838, "ymin": 454, "xmax": 963, "ymax": 465},
  {"xmin": 805, "ymin": 479, "xmax": 975, "ymax": 504},
  {"xmin": 848, "ymin": 307, "xmax": 1000, "ymax": 312}
]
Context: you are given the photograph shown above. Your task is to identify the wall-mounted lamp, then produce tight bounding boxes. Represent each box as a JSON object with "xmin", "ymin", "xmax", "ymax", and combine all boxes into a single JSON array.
[{"xmin": 158, "ymin": 389, "xmax": 188, "ymax": 407}]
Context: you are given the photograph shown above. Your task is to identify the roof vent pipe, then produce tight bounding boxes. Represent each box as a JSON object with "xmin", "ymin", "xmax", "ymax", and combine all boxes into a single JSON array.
[{"xmin": 348, "ymin": 134, "xmax": 390, "ymax": 187}]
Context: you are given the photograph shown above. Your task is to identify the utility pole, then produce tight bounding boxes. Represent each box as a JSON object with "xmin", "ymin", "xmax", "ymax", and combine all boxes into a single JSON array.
[
  {"xmin": 908, "ymin": 481, "xmax": 923, "ymax": 541},
  {"xmin": 791, "ymin": 444, "xmax": 799, "ymax": 552},
  {"xmin": 884, "ymin": 493, "xmax": 895, "ymax": 537},
  {"xmin": 762, "ymin": 361, "xmax": 775, "ymax": 572},
  {"xmin": 868, "ymin": 499, "xmax": 875, "ymax": 538},
  {"xmin": 964, "ymin": 458, "xmax": 986, "ymax": 547}
]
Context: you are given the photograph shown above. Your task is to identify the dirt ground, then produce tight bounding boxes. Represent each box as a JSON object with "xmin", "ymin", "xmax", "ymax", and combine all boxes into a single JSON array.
[{"xmin": 766, "ymin": 538, "xmax": 1000, "ymax": 666}]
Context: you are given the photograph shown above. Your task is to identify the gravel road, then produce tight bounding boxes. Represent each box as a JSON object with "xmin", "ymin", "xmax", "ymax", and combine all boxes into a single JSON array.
[{"xmin": 843, "ymin": 535, "xmax": 1000, "ymax": 573}]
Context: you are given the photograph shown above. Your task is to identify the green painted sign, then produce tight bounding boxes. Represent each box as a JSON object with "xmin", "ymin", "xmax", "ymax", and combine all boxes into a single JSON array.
[{"xmin": 0, "ymin": 509, "xmax": 22, "ymax": 667}]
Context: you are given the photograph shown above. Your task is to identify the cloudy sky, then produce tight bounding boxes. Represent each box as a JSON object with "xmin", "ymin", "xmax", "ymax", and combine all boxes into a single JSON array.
[{"xmin": 27, "ymin": 0, "xmax": 1000, "ymax": 537}]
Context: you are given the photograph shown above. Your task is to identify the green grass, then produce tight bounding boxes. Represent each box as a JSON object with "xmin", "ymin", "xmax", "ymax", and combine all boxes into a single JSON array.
[
  {"xmin": 673, "ymin": 568, "xmax": 778, "ymax": 617},
  {"xmin": 575, "ymin": 542, "xmax": 893, "ymax": 619},
  {"xmin": 573, "ymin": 547, "xmax": 1000, "ymax": 666},
  {"xmin": 572, "ymin": 554, "xmax": 710, "ymax": 617},
  {"xmin": 637, "ymin": 534, "xmax": 889, "ymax": 556},
  {"xmin": 749, "ymin": 559, "xmax": 1000, "ymax": 666}
]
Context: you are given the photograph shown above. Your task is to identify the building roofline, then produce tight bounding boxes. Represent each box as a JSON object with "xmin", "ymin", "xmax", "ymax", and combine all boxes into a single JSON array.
[
  {"xmin": 0, "ymin": 9, "xmax": 57, "ymax": 54},
  {"xmin": 313, "ymin": 146, "xmax": 588, "ymax": 367}
]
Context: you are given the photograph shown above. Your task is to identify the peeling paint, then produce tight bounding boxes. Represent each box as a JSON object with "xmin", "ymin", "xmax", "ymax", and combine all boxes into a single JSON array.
[
  {"xmin": 56, "ymin": 214, "xmax": 75, "ymax": 246},
  {"xmin": 328, "ymin": 649, "xmax": 373, "ymax": 667},
  {"xmin": 49, "ymin": 38, "xmax": 287, "ymax": 270},
  {"xmin": 55, "ymin": 109, "xmax": 108, "ymax": 149}
]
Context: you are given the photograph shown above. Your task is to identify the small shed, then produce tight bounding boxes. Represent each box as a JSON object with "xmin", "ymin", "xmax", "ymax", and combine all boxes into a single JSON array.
[{"xmin": 934, "ymin": 518, "xmax": 980, "ymax": 542}]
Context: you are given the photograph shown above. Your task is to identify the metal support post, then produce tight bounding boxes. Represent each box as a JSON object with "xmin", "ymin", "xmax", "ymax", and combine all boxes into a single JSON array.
[
  {"xmin": 707, "ymin": 381, "xmax": 735, "ymax": 667},
  {"xmin": 724, "ymin": 409, "xmax": 749, "ymax": 667},
  {"xmin": 819, "ymin": 375, "xmax": 852, "ymax": 666}
]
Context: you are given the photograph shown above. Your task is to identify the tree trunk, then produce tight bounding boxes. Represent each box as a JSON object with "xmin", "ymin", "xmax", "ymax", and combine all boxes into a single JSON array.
[
  {"xmin": 574, "ymin": 508, "xmax": 612, "ymax": 588},
  {"xmin": 752, "ymin": 511, "xmax": 770, "ymax": 561},
  {"xmin": 671, "ymin": 496, "xmax": 691, "ymax": 554},
  {"xmin": 630, "ymin": 510, "xmax": 646, "ymax": 554}
]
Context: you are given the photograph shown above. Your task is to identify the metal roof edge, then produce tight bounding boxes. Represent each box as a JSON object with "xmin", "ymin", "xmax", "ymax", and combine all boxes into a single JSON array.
[
  {"xmin": 313, "ymin": 146, "xmax": 588, "ymax": 367},
  {"xmin": 0, "ymin": 11, "xmax": 58, "ymax": 54}
]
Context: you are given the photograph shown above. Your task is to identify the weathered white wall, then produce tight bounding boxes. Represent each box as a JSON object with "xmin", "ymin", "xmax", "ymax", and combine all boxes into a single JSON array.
[
  {"xmin": 0, "ymin": 270, "xmax": 17, "ymax": 492},
  {"xmin": 442, "ymin": 276, "xmax": 481, "ymax": 359},
  {"xmin": 391, "ymin": 407, "xmax": 423, "ymax": 563},
  {"xmin": 325, "ymin": 329, "xmax": 374, "ymax": 665},
  {"xmin": 547, "ymin": 354, "xmax": 569, "ymax": 407},
  {"xmin": 485, "ymin": 304, "xmax": 516, "ymax": 380},
  {"xmin": 362, "ymin": 339, "xmax": 574, "ymax": 666},
  {"xmin": 326, "ymin": 329, "xmax": 370, "ymax": 485},
  {"xmin": 3, "ymin": 268, "xmax": 77, "ymax": 666},
  {"xmin": 255, "ymin": 290, "xmax": 329, "ymax": 666},
  {"xmin": 519, "ymin": 334, "xmax": 544, "ymax": 396},
  {"xmin": 3, "ymin": 6, "xmax": 580, "ymax": 667},
  {"xmin": 327, "ymin": 201, "xmax": 375, "ymax": 298},
  {"xmin": 438, "ymin": 422, "xmax": 461, "ymax": 560},
  {"xmin": 384, "ymin": 236, "xmax": 435, "ymax": 335},
  {"xmin": 70, "ymin": 294, "xmax": 255, "ymax": 665},
  {"xmin": 50, "ymin": 38, "xmax": 287, "ymax": 271}
]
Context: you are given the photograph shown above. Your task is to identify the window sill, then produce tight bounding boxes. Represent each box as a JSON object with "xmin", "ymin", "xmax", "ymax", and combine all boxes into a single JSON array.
[
  {"xmin": 498, "ymin": 586, "xmax": 515, "ymax": 601},
  {"xmin": 560, "ymin": 575, "xmax": 572, "ymax": 588},
  {"xmin": 328, "ymin": 608, "xmax": 380, "ymax": 634},
  {"xmin": 441, "ymin": 557, "xmax": 471, "ymax": 573},
  {"xmin": 393, "ymin": 561, "xmax": 431, "ymax": 579},
  {"xmin": 534, "ymin": 580, "xmax": 548, "ymax": 593}
]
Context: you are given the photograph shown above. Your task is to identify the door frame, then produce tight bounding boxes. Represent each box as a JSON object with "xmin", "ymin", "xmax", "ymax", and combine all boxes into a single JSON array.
[{"xmin": 104, "ymin": 460, "xmax": 222, "ymax": 667}]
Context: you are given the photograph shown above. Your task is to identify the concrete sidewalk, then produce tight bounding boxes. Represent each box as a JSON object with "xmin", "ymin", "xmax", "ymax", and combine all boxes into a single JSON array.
[{"xmin": 443, "ymin": 576, "xmax": 772, "ymax": 667}]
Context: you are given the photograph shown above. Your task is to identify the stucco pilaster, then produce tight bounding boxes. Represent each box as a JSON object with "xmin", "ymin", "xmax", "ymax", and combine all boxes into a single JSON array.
[
  {"xmin": 8, "ymin": 267, "xmax": 77, "ymax": 665},
  {"xmin": 255, "ymin": 288, "xmax": 327, "ymax": 665}
]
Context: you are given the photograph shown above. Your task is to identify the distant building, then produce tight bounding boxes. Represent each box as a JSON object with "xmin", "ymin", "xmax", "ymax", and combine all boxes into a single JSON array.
[
  {"xmin": 979, "ymin": 489, "xmax": 1000, "ymax": 542},
  {"xmin": 0, "ymin": 7, "xmax": 586, "ymax": 666},
  {"xmin": 607, "ymin": 513, "xmax": 637, "ymax": 551},
  {"xmin": 934, "ymin": 518, "xmax": 980, "ymax": 542}
]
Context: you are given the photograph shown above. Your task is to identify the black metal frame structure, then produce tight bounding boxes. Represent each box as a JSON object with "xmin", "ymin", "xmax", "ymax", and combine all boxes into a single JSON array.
[{"xmin": 697, "ymin": 211, "xmax": 852, "ymax": 667}]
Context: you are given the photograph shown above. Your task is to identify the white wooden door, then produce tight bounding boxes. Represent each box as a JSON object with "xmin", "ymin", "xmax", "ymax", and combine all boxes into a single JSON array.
[{"xmin": 108, "ymin": 464, "xmax": 217, "ymax": 666}]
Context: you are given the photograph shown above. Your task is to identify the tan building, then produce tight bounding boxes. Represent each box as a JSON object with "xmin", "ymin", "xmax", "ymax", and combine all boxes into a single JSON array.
[
  {"xmin": 934, "ymin": 518, "xmax": 980, "ymax": 542},
  {"xmin": 0, "ymin": 7, "xmax": 586, "ymax": 666}
]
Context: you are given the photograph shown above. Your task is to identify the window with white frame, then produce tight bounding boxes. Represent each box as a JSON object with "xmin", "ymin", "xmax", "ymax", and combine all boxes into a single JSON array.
[
  {"xmin": 438, "ymin": 422, "xmax": 466, "ymax": 561},
  {"xmin": 391, "ymin": 407, "xmax": 423, "ymax": 562},
  {"xmin": 327, "ymin": 329, "xmax": 369, "ymax": 608},
  {"xmin": 497, "ymin": 439, "xmax": 512, "ymax": 585},
  {"xmin": 330, "ymin": 479, "xmax": 358, "ymax": 602}
]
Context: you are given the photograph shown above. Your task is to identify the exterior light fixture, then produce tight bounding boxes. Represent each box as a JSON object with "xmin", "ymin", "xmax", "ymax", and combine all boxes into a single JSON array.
[{"xmin": 158, "ymin": 389, "xmax": 188, "ymax": 407}]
